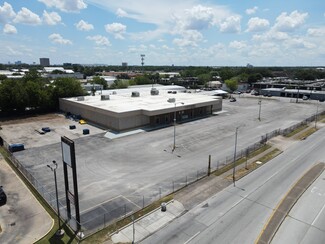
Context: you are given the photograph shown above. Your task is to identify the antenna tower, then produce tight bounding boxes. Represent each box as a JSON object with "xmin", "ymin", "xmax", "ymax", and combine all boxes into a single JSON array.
[{"xmin": 141, "ymin": 54, "xmax": 145, "ymax": 67}]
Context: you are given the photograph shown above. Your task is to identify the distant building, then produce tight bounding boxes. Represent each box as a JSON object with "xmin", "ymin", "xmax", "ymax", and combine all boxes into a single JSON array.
[
  {"xmin": 40, "ymin": 58, "xmax": 50, "ymax": 66},
  {"xmin": 15, "ymin": 61, "xmax": 22, "ymax": 65},
  {"xmin": 122, "ymin": 62, "xmax": 128, "ymax": 67}
]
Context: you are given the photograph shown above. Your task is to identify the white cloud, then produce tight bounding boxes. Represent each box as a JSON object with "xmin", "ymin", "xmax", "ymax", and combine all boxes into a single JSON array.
[
  {"xmin": 116, "ymin": 8, "xmax": 128, "ymax": 17},
  {"xmin": 229, "ymin": 40, "xmax": 247, "ymax": 49},
  {"xmin": 38, "ymin": 0, "xmax": 87, "ymax": 12},
  {"xmin": 88, "ymin": 1, "xmax": 233, "ymax": 38},
  {"xmin": 75, "ymin": 20, "xmax": 94, "ymax": 31},
  {"xmin": 246, "ymin": 6, "xmax": 258, "ymax": 15},
  {"xmin": 86, "ymin": 35, "xmax": 110, "ymax": 46},
  {"xmin": 253, "ymin": 30, "xmax": 289, "ymax": 42},
  {"xmin": 219, "ymin": 15, "xmax": 241, "ymax": 33},
  {"xmin": 283, "ymin": 38, "xmax": 315, "ymax": 49},
  {"xmin": 173, "ymin": 30, "xmax": 203, "ymax": 47},
  {"xmin": 0, "ymin": 2, "xmax": 15, "ymax": 23},
  {"xmin": 179, "ymin": 5, "xmax": 215, "ymax": 30},
  {"xmin": 49, "ymin": 33, "xmax": 72, "ymax": 45},
  {"xmin": 273, "ymin": 10, "xmax": 308, "ymax": 32},
  {"xmin": 3, "ymin": 23, "xmax": 17, "ymax": 34},
  {"xmin": 246, "ymin": 17, "xmax": 269, "ymax": 32},
  {"xmin": 105, "ymin": 22, "xmax": 126, "ymax": 39},
  {"xmin": 307, "ymin": 27, "xmax": 325, "ymax": 37},
  {"xmin": 13, "ymin": 7, "xmax": 41, "ymax": 25},
  {"xmin": 43, "ymin": 11, "xmax": 61, "ymax": 25}
]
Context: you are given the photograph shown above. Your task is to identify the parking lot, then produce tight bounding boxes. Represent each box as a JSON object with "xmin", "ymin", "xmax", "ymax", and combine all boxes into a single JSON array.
[{"xmin": 1, "ymin": 95, "xmax": 324, "ymax": 234}]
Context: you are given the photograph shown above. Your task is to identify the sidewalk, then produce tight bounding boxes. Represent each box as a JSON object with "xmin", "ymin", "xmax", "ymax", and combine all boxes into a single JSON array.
[{"xmin": 110, "ymin": 200, "xmax": 185, "ymax": 243}]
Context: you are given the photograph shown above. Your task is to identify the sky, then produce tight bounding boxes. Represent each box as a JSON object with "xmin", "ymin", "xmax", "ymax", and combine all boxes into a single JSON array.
[{"xmin": 0, "ymin": 0, "xmax": 324, "ymax": 66}]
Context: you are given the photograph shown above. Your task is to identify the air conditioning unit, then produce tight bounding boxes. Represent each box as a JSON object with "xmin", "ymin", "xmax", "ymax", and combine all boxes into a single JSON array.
[
  {"xmin": 101, "ymin": 95, "xmax": 110, "ymax": 100},
  {"xmin": 151, "ymin": 88, "xmax": 159, "ymax": 95},
  {"xmin": 131, "ymin": 91, "xmax": 140, "ymax": 97}
]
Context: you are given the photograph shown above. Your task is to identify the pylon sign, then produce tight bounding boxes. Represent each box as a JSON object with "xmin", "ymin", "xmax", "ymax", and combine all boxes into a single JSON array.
[{"xmin": 61, "ymin": 136, "xmax": 81, "ymax": 231}]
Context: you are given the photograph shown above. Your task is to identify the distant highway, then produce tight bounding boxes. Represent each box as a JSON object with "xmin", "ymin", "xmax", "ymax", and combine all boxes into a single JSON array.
[{"xmin": 141, "ymin": 127, "xmax": 325, "ymax": 243}]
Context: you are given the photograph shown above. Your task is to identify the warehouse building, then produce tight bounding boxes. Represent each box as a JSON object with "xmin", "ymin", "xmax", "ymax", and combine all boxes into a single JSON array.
[{"xmin": 59, "ymin": 85, "xmax": 222, "ymax": 131}]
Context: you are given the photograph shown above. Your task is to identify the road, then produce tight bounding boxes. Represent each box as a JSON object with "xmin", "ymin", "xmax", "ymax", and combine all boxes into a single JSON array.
[
  {"xmin": 141, "ymin": 126, "xmax": 325, "ymax": 244},
  {"xmin": 272, "ymin": 170, "xmax": 325, "ymax": 243}
]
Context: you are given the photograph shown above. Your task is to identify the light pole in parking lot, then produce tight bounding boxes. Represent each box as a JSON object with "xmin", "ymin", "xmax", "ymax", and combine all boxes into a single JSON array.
[
  {"xmin": 233, "ymin": 127, "xmax": 239, "ymax": 187},
  {"xmin": 47, "ymin": 160, "xmax": 64, "ymax": 236},
  {"xmin": 168, "ymin": 99, "xmax": 184, "ymax": 151}
]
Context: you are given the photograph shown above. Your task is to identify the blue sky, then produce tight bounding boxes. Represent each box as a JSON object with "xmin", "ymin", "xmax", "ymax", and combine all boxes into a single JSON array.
[{"xmin": 0, "ymin": 0, "xmax": 324, "ymax": 66}]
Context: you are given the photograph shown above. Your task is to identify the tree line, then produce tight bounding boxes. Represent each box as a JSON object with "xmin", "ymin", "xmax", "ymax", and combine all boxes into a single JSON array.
[{"xmin": 0, "ymin": 69, "xmax": 85, "ymax": 115}]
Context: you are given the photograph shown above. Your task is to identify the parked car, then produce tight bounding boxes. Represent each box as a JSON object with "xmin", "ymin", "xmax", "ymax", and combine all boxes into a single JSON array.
[{"xmin": 79, "ymin": 119, "xmax": 87, "ymax": 125}]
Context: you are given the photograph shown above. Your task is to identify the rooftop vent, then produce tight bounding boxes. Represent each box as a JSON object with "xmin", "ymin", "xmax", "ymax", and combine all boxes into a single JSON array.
[
  {"xmin": 151, "ymin": 88, "xmax": 159, "ymax": 95},
  {"xmin": 131, "ymin": 91, "xmax": 140, "ymax": 97},
  {"xmin": 101, "ymin": 95, "xmax": 110, "ymax": 100},
  {"xmin": 167, "ymin": 98, "xmax": 176, "ymax": 103}
]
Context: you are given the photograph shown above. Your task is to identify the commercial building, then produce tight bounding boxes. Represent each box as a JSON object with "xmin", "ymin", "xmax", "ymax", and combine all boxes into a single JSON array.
[
  {"xmin": 59, "ymin": 85, "xmax": 222, "ymax": 131},
  {"xmin": 40, "ymin": 58, "xmax": 50, "ymax": 66}
]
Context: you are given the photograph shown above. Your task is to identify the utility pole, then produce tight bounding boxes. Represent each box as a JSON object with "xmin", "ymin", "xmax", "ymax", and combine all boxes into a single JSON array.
[{"xmin": 233, "ymin": 127, "xmax": 239, "ymax": 187}]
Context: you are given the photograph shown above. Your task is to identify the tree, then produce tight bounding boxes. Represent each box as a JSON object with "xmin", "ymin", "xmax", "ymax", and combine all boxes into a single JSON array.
[
  {"xmin": 0, "ymin": 79, "xmax": 28, "ymax": 112},
  {"xmin": 225, "ymin": 78, "xmax": 238, "ymax": 92},
  {"xmin": 91, "ymin": 76, "xmax": 108, "ymax": 89}
]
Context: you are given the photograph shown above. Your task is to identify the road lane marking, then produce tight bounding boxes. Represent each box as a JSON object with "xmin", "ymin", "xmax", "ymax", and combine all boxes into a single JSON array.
[
  {"xmin": 184, "ymin": 231, "xmax": 200, "ymax": 244},
  {"xmin": 311, "ymin": 201, "xmax": 325, "ymax": 226}
]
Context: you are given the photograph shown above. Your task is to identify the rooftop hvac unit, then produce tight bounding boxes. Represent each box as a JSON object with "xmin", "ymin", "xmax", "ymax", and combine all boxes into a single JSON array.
[
  {"xmin": 77, "ymin": 96, "xmax": 85, "ymax": 101},
  {"xmin": 151, "ymin": 88, "xmax": 159, "ymax": 95},
  {"xmin": 131, "ymin": 91, "xmax": 140, "ymax": 97},
  {"xmin": 167, "ymin": 98, "xmax": 176, "ymax": 103},
  {"xmin": 101, "ymin": 95, "xmax": 110, "ymax": 100}
]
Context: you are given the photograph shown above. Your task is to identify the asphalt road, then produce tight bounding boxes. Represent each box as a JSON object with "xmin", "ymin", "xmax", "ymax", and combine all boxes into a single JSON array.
[
  {"xmin": 11, "ymin": 96, "xmax": 325, "ymax": 233},
  {"xmin": 272, "ymin": 170, "xmax": 325, "ymax": 244},
  {"xmin": 140, "ymin": 126, "xmax": 325, "ymax": 244}
]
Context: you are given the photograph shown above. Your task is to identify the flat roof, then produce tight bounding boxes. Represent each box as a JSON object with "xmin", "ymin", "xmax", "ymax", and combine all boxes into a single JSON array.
[{"xmin": 63, "ymin": 86, "xmax": 221, "ymax": 114}]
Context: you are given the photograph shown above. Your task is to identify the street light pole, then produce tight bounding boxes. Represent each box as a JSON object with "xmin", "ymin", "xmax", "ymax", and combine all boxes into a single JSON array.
[
  {"xmin": 173, "ymin": 103, "xmax": 176, "ymax": 151},
  {"xmin": 47, "ymin": 160, "xmax": 64, "ymax": 236},
  {"xmin": 258, "ymin": 100, "xmax": 262, "ymax": 121},
  {"xmin": 315, "ymin": 101, "xmax": 319, "ymax": 129},
  {"xmin": 233, "ymin": 127, "xmax": 239, "ymax": 187},
  {"xmin": 131, "ymin": 215, "xmax": 135, "ymax": 244}
]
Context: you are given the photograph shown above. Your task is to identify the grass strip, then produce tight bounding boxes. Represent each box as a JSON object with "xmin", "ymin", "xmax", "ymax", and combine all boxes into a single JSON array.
[
  {"xmin": 214, "ymin": 144, "xmax": 271, "ymax": 177},
  {"xmin": 284, "ymin": 124, "xmax": 308, "ymax": 138},
  {"xmin": 296, "ymin": 127, "xmax": 317, "ymax": 140},
  {"xmin": 229, "ymin": 148, "xmax": 281, "ymax": 180}
]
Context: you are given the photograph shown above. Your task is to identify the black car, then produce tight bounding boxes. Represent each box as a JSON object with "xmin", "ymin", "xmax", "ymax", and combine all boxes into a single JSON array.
[{"xmin": 0, "ymin": 186, "xmax": 7, "ymax": 206}]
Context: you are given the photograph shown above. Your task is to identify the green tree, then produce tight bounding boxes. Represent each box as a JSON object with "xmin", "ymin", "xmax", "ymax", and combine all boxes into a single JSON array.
[
  {"xmin": 225, "ymin": 78, "xmax": 238, "ymax": 92},
  {"xmin": 0, "ymin": 79, "xmax": 28, "ymax": 112},
  {"xmin": 91, "ymin": 76, "xmax": 108, "ymax": 89}
]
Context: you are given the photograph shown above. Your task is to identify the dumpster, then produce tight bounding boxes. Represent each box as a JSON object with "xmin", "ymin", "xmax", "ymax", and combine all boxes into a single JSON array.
[{"xmin": 83, "ymin": 129, "xmax": 89, "ymax": 135}]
